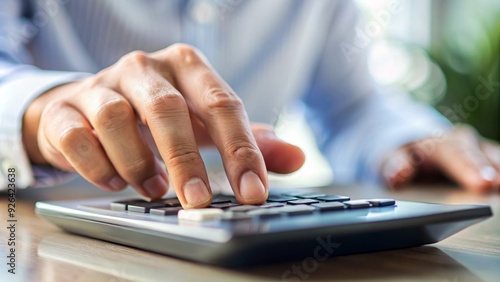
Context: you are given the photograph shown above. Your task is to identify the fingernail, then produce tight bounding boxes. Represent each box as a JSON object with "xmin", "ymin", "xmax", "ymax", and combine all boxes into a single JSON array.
[
  {"xmin": 183, "ymin": 178, "xmax": 210, "ymax": 207},
  {"xmin": 109, "ymin": 176, "xmax": 127, "ymax": 190},
  {"xmin": 143, "ymin": 174, "xmax": 167, "ymax": 198},
  {"xmin": 239, "ymin": 171, "xmax": 266, "ymax": 200},
  {"xmin": 480, "ymin": 166, "xmax": 497, "ymax": 181}
]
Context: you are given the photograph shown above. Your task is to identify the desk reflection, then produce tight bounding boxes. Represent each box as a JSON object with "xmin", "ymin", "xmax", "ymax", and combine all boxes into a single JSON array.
[
  {"xmin": 37, "ymin": 232, "xmax": 482, "ymax": 282},
  {"xmin": 37, "ymin": 232, "xmax": 260, "ymax": 282}
]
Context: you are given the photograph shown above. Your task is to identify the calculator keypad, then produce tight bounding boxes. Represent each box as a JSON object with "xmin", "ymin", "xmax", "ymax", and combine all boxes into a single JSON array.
[{"xmin": 110, "ymin": 193, "xmax": 396, "ymax": 221}]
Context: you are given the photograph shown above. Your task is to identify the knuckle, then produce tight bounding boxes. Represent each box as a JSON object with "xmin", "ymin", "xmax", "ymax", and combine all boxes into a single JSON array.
[
  {"xmin": 119, "ymin": 50, "xmax": 150, "ymax": 68},
  {"xmin": 59, "ymin": 127, "xmax": 92, "ymax": 151},
  {"xmin": 145, "ymin": 79, "xmax": 177, "ymax": 98},
  {"xmin": 146, "ymin": 91, "xmax": 186, "ymax": 116},
  {"xmin": 167, "ymin": 43, "xmax": 201, "ymax": 65},
  {"xmin": 121, "ymin": 158, "xmax": 155, "ymax": 179},
  {"xmin": 166, "ymin": 149, "xmax": 203, "ymax": 170},
  {"xmin": 56, "ymin": 127, "xmax": 116, "ymax": 186},
  {"xmin": 82, "ymin": 72, "xmax": 107, "ymax": 89},
  {"xmin": 205, "ymin": 88, "xmax": 243, "ymax": 112},
  {"xmin": 94, "ymin": 98, "xmax": 134, "ymax": 132},
  {"xmin": 43, "ymin": 100, "xmax": 67, "ymax": 116},
  {"xmin": 227, "ymin": 144, "xmax": 260, "ymax": 161}
]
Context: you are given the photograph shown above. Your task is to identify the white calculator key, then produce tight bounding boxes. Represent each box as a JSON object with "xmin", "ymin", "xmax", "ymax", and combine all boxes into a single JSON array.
[{"xmin": 177, "ymin": 208, "xmax": 224, "ymax": 221}]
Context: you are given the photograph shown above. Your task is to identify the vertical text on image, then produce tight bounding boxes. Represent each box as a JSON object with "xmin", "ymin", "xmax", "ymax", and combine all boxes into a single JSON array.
[{"xmin": 6, "ymin": 167, "xmax": 17, "ymax": 275}]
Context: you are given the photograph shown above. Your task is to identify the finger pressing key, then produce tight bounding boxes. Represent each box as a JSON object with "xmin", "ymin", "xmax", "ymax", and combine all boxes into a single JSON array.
[
  {"xmin": 112, "ymin": 52, "xmax": 212, "ymax": 208},
  {"xmin": 156, "ymin": 44, "xmax": 268, "ymax": 204}
]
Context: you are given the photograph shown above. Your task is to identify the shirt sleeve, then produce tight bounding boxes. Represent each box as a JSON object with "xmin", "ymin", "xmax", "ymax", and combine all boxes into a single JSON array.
[
  {"xmin": 301, "ymin": 2, "xmax": 452, "ymax": 185},
  {"xmin": 0, "ymin": 0, "xmax": 90, "ymax": 189}
]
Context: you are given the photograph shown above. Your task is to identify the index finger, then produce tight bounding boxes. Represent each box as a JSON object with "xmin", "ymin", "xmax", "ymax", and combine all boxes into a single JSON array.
[
  {"xmin": 155, "ymin": 44, "xmax": 268, "ymax": 204},
  {"xmin": 108, "ymin": 51, "xmax": 213, "ymax": 208}
]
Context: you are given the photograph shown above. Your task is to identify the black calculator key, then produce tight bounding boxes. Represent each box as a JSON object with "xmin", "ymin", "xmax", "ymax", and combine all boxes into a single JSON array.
[
  {"xmin": 280, "ymin": 205, "xmax": 316, "ymax": 215},
  {"xmin": 288, "ymin": 199, "xmax": 320, "ymax": 205},
  {"xmin": 367, "ymin": 199, "xmax": 396, "ymax": 207},
  {"xmin": 110, "ymin": 199, "xmax": 147, "ymax": 211},
  {"xmin": 267, "ymin": 195, "xmax": 299, "ymax": 202},
  {"xmin": 312, "ymin": 202, "xmax": 345, "ymax": 212},
  {"xmin": 126, "ymin": 197, "xmax": 183, "ymax": 213},
  {"xmin": 316, "ymin": 195, "xmax": 350, "ymax": 202},
  {"xmin": 297, "ymin": 193, "xmax": 326, "ymax": 199},
  {"xmin": 150, "ymin": 207, "xmax": 183, "ymax": 216},
  {"xmin": 128, "ymin": 202, "xmax": 170, "ymax": 213},
  {"xmin": 344, "ymin": 200, "xmax": 371, "ymax": 209},
  {"xmin": 211, "ymin": 196, "xmax": 234, "ymax": 204},
  {"xmin": 150, "ymin": 198, "xmax": 181, "ymax": 207}
]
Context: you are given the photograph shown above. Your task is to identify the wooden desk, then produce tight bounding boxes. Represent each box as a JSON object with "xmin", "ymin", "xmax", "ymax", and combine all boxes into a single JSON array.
[{"xmin": 1, "ymin": 183, "xmax": 499, "ymax": 282}]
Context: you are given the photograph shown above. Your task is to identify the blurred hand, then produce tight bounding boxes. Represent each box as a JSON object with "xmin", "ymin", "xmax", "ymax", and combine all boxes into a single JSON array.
[
  {"xmin": 23, "ymin": 44, "xmax": 305, "ymax": 208},
  {"xmin": 382, "ymin": 125, "xmax": 500, "ymax": 192}
]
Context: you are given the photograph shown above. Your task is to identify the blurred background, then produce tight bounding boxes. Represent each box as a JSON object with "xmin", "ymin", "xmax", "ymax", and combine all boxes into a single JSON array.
[
  {"xmin": 357, "ymin": 0, "xmax": 499, "ymax": 140},
  {"xmin": 272, "ymin": 0, "xmax": 500, "ymax": 187},
  {"xmin": 31, "ymin": 0, "xmax": 499, "ymax": 191}
]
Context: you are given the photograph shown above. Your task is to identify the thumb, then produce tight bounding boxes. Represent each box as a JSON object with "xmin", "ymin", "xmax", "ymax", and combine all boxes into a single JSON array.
[{"xmin": 251, "ymin": 124, "xmax": 305, "ymax": 174}]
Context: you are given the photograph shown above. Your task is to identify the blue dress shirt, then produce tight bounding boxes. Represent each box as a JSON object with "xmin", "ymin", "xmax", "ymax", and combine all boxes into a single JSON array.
[{"xmin": 0, "ymin": 0, "xmax": 450, "ymax": 189}]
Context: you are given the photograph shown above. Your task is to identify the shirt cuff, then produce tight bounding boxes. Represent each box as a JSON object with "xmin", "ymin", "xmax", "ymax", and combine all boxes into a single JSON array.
[{"xmin": 0, "ymin": 68, "xmax": 91, "ymax": 189}]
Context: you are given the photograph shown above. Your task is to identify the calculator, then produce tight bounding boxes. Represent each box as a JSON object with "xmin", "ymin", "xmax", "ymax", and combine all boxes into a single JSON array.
[{"xmin": 35, "ymin": 189, "xmax": 492, "ymax": 266}]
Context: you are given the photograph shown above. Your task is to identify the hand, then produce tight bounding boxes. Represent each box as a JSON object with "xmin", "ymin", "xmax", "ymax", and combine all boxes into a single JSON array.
[
  {"xmin": 382, "ymin": 125, "xmax": 500, "ymax": 192},
  {"xmin": 23, "ymin": 44, "xmax": 305, "ymax": 207}
]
